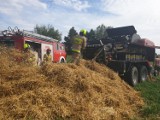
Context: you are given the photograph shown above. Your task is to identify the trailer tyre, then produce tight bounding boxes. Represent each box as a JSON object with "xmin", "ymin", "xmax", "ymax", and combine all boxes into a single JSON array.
[
  {"xmin": 139, "ymin": 66, "xmax": 148, "ymax": 82},
  {"xmin": 128, "ymin": 66, "xmax": 138, "ymax": 86}
]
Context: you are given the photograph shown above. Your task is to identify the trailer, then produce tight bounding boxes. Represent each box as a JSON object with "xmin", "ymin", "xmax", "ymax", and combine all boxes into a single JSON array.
[{"xmin": 84, "ymin": 26, "xmax": 156, "ymax": 86}]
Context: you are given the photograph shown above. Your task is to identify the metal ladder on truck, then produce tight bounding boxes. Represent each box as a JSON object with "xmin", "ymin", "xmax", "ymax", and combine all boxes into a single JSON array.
[{"xmin": 1, "ymin": 26, "xmax": 58, "ymax": 42}]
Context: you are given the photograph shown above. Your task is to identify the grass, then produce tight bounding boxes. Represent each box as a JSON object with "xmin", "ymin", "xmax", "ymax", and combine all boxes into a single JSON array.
[
  {"xmin": 66, "ymin": 55, "xmax": 72, "ymax": 63},
  {"xmin": 134, "ymin": 77, "xmax": 160, "ymax": 119}
]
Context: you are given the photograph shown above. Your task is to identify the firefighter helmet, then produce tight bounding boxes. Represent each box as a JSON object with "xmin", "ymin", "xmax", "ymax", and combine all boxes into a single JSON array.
[
  {"xmin": 80, "ymin": 29, "xmax": 87, "ymax": 36},
  {"xmin": 47, "ymin": 48, "xmax": 51, "ymax": 51},
  {"xmin": 24, "ymin": 43, "xmax": 30, "ymax": 49}
]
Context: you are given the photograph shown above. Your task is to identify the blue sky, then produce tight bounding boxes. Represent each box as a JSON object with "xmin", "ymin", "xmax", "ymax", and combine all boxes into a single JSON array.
[{"xmin": 0, "ymin": 0, "xmax": 160, "ymax": 52}]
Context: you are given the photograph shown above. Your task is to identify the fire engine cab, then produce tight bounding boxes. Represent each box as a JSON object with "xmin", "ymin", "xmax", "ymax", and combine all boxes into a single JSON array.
[{"xmin": 0, "ymin": 27, "xmax": 66, "ymax": 63}]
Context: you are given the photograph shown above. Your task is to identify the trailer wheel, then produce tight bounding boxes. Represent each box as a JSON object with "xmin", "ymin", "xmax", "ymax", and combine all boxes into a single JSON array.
[
  {"xmin": 128, "ymin": 66, "xmax": 138, "ymax": 86},
  {"xmin": 139, "ymin": 66, "xmax": 148, "ymax": 82}
]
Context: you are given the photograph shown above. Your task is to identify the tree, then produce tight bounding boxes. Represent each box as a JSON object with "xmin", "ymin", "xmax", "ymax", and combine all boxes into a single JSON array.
[
  {"xmin": 64, "ymin": 27, "xmax": 78, "ymax": 54},
  {"xmin": 95, "ymin": 24, "xmax": 108, "ymax": 40},
  {"xmin": 87, "ymin": 29, "xmax": 96, "ymax": 41},
  {"xmin": 34, "ymin": 24, "xmax": 62, "ymax": 41}
]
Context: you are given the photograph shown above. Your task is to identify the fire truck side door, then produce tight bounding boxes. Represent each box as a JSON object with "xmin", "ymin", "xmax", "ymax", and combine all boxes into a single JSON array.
[{"xmin": 41, "ymin": 43, "xmax": 53, "ymax": 61}]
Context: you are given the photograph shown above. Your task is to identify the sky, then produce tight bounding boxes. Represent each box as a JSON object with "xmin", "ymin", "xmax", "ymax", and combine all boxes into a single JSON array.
[{"xmin": 0, "ymin": 0, "xmax": 160, "ymax": 52}]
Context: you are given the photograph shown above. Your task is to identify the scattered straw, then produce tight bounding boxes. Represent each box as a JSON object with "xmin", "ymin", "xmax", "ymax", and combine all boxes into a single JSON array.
[{"xmin": 0, "ymin": 47, "xmax": 144, "ymax": 120}]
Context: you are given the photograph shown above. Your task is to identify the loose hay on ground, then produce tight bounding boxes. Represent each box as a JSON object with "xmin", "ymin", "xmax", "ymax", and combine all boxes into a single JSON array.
[{"xmin": 0, "ymin": 47, "xmax": 144, "ymax": 120}]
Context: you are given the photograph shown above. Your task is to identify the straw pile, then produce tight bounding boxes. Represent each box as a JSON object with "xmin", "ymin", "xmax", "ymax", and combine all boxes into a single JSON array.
[{"xmin": 0, "ymin": 47, "xmax": 144, "ymax": 120}]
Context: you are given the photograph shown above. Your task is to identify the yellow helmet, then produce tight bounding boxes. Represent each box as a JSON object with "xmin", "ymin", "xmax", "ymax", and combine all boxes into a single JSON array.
[
  {"xmin": 80, "ymin": 29, "xmax": 87, "ymax": 36},
  {"xmin": 24, "ymin": 43, "xmax": 30, "ymax": 49}
]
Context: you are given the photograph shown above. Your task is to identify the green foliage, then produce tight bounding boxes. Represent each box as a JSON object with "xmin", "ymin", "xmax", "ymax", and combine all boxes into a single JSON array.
[
  {"xmin": 66, "ymin": 55, "xmax": 72, "ymax": 63},
  {"xmin": 95, "ymin": 24, "xmax": 107, "ymax": 40},
  {"xmin": 134, "ymin": 77, "xmax": 160, "ymax": 119},
  {"xmin": 68, "ymin": 27, "xmax": 78, "ymax": 38},
  {"xmin": 95, "ymin": 24, "xmax": 112, "ymax": 40},
  {"xmin": 34, "ymin": 24, "xmax": 62, "ymax": 41},
  {"xmin": 87, "ymin": 24, "xmax": 112, "ymax": 41},
  {"xmin": 64, "ymin": 27, "xmax": 78, "ymax": 54},
  {"xmin": 87, "ymin": 29, "xmax": 96, "ymax": 41}
]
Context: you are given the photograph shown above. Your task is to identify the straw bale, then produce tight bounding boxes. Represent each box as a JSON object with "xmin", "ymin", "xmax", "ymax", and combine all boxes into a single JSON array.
[{"xmin": 0, "ymin": 47, "xmax": 144, "ymax": 120}]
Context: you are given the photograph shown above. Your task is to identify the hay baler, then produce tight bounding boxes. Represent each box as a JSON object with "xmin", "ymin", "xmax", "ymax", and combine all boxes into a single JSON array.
[{"xmin": 84, "ymin": 26, "xmax": 155, "ymax": 86}]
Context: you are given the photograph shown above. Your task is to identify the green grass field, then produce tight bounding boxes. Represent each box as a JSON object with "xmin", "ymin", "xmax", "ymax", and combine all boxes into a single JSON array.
[
  {"xmin": 134, "ymin": 77, "xmax": 160, "ymax": 119},
  {"xmin": 66, "ymin": 55, "xmax": 72, "ymax": 63}
]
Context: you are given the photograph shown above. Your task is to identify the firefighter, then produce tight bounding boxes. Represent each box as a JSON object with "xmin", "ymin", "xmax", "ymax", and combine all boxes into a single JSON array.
[
  {"xmin": 43, "ymin": 48, "xmax": 52, "ymax": 64},
  {"xmin": 71, "ymin": 29, "xmax": 87, "ymax": 65},
  {"xmin": 23, "ymin": 43, "xmax": 36, "ymax": 66}
]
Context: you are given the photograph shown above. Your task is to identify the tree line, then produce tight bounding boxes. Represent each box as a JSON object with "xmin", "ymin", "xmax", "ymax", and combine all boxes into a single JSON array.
[
  {"xmin": 34, "ymin": 24, "xmax": 112, "ymax": 54},
  {"xmin": 34, "ymin": 24, "xmax": 62, "ymax": 41}
]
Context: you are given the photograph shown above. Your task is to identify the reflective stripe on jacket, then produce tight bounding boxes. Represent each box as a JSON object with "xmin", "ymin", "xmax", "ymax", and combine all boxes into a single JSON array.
[{"xmin": 72, "ymin": 49, "xmax": 80, "ymax": 53}]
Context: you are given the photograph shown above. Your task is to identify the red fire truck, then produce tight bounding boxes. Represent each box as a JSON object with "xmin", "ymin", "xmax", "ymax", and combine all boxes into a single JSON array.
[{"xmin": 0, "ymin": 27, "xmax": 66, "ymax": 63}]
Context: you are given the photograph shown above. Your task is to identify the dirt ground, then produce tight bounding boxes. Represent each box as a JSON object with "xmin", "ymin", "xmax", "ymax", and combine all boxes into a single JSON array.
[{"xmin": 0, "ymin": 47, "xmax": 144, "ymax": 120}]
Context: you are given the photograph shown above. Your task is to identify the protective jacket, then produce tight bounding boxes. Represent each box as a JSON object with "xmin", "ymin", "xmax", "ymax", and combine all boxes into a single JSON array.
[
  {"xmin": 43, "ymin": 54, "xmax": 52, "ymax": 63},
  {"xmin": 72, "ymin": 35, "xmax": 87, "ymax": 53},
  {"xmin": 24, "ymin": 50, "xmax": 36, "ymax": 65}
]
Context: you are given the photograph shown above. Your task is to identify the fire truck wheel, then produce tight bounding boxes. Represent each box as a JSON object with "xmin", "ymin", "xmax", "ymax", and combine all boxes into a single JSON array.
[
  {"xmin": 128, "ymin": 66, "xmax": 139, "ymax": 86},
  {"xmin": 60, "ymin": 58, "xmax": 65, "ymax": 63},
  {"xmin": 139, "ymin": 66, "xmax": 148, "ymax": 82}
]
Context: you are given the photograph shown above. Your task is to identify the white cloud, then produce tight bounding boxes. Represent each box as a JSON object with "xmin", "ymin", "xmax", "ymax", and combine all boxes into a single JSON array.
[
  {"xmin": 0, "ymin": 0, "xmax": 160, "ymax": 53},
  {"xmin": 99, "ymin": 0, "xmax": 160, "ymax": 53},
  {"xmin": 0, "ymin": 0, "xmax": 47, "ymax": 15},
  {"xmin": 53, "ymin": 0, "xmax": 90, "ymax": 11},
  {"xmin": 22, "ymin": 0, "xmax": 47, "ymax": 9},
  {"xmin": 100, "ymin": 0, "xmax": 160, "ymax": 31},
  {"xmin": 0, "ymin": 0, "xmax": 47, "ymax": 30}
]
